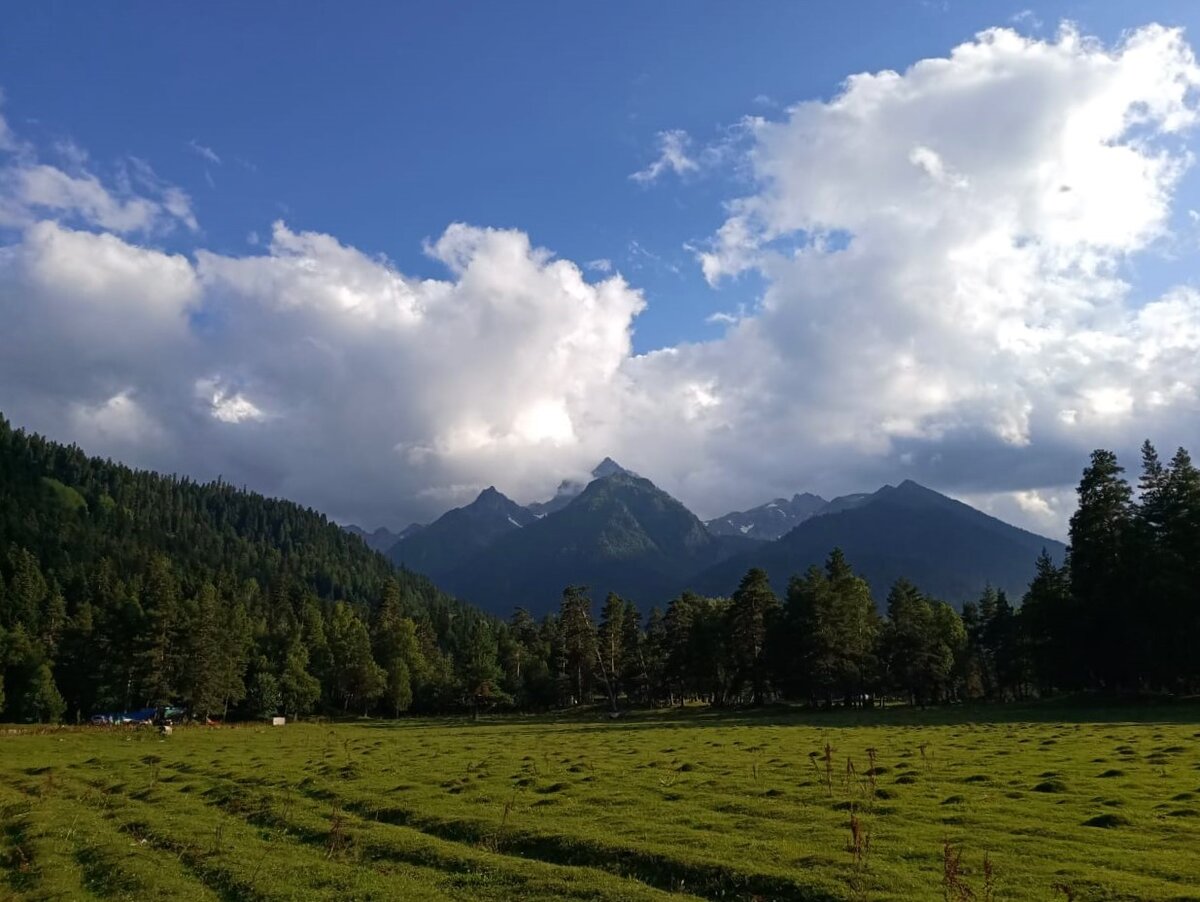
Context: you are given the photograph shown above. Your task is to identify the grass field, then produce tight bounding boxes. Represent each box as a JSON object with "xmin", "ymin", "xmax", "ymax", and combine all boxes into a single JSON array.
[{"xmin": 2, "ymin": 704, "xmax": 1199, "ymax": 901}]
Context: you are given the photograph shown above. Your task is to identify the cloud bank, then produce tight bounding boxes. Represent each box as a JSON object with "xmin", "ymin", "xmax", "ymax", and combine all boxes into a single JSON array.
[{"xmin": 3, "ymin": 24, "xmax": 1200, "ymax": 538}]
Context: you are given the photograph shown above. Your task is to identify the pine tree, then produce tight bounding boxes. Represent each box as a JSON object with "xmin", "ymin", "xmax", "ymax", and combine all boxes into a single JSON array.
[
  {"xmin": 1159, "ymin": 448, "xmax": 1200, "ymax": 688},
  {"xmin": 1019, "ymin": 549, "xmax": 1075, "ymax": 691},
  {"xmin": 1069, "ymin": 449, "xmax": 1135, "ymax": 688},
  {"xmin": 784, "ymin": 551, "xmax": 878, "ymax": 706},
  {"xmin": 728, "ymin": 568, "xmax": 780, "ymax": 705},
  {"xmin": 279, "ymin": 637, "xmax": 321, "ymax": 718},
  {"xmin": 457, "ymin": 619, "xmax": 504, "ymax": 718},
  {"xmin": 178, "ymin": 582, "xmax": 225, "ymax": 720},
  {"xmin": 506, "ymin": 607, "xmax": 539, "ymax": 685},
  {"xmin": 25, "ymin": 661, "xmax": 65, "ymax": 723},
  {"xmin": 662, "ymin": 593, "xmax": 698, "ymax": 706},
  {"xmin": 558, "ymin": 586, "xmax": 597, "ymax": 705},
  {"xmin": 58, "ymin": 599, "xmax": 99, "ymax": 722},
  {"xmin": 216, "ymin": 598, "xmax": 252, "ymax": 718},
  {"xmin": 372, "ymin": 579, "xmax": 426, "ymax": 716},
  {"xmin": 597, "ymin": 592, "xmax": 629, "ymax": 703},
  {"xmin": 246, "ymin": 657, "xmax": 282, "ymax": 719},
  {"xmin": 824, "ymin": 551, "xmax": 879, "ymax": 705},
  {"xmin": 642, "ymin": 608, "xmax": 668, "ymax": 705},
  {"xmin": 618, "ymin": 604, "xmax": 645, "ymax": 701},
  {"xmin": 6, "ymin": 546, "xmax": 46, "ymax": 632},
  {"xmin": 881, "ymin": 579, "xmax": 949, "ymax": 705},
  {"xmin": 137, "ymin": 555, "xmax": 180, "ymax": 707},
  {"xmin": 327, "ymin": 602, "xmax": 385, "ymax": 714}
]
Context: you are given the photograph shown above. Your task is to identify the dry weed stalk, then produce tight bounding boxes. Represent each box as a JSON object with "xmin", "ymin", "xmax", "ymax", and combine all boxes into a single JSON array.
[
  {"xmin": 847, "ymin": 811, "xmax": 872, "ymax": 901},
  {"xmin": 942, "ymin": 840, "xmax": 974, "ymax": 901},
  {"xmin": 327, "ymin": 804, "xmax": 349, "ymax": 857}
]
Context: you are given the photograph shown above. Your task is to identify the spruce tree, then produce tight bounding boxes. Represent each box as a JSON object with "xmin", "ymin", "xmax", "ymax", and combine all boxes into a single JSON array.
[
  {"xmin": 1069, "ymin": 449, "xmax": 1135, "ymax": 688},
  {"xmin": 1019, "ymin": 549, "xmax": 1075, "ymax": 691},
  {"xmin": 728, "ymin": 568, "xmax": 780, "ymax": 705},
  {"xmin": 597, "ymin": 592, "xmax": 629, "ymax": 702},
  {"xmin": 558, "ymin": 586, "xmax": 597, "ymax": 705},
  {"xmin": 1160, "ymin": 448, "xmax": 1200, "ymax": 687},
  {"xmin": 137, "ymin": 555, "xmax": 180, "ymax": 707},
  {"xmin": 457, "ymin": 619, "xmax": 504, "ymax": 718}
]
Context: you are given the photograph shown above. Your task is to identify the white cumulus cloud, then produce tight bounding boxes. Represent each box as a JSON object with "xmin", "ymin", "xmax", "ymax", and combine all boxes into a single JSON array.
[{"xmin": 3, "ymin": 23, "xmax": 1200, "ymax": 540}]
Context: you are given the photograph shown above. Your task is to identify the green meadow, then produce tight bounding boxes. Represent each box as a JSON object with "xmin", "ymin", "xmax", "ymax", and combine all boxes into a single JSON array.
[{"xmin": 2, "ymin": 705, "xmax": 1199, "ymax": 901}]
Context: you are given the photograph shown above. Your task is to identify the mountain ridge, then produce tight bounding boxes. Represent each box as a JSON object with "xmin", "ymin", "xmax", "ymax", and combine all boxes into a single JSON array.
[
  {"xmin": 436, "ymin": 469, "xmax": 741, "ymax": 615},
  {"xmin": 356, "ymin": 459, "xmax": 1064, "ymax": 616},
  {"xmin": 689, "ymin": 478, "xmax": 1065, "ymax": 605},
  {"xmin": 387, "ymin": 485, "xmax": 535, "ymax": 575},
  {"xmin": 706, "ymin": 491, "xmax": 829, "ymax": 541}
]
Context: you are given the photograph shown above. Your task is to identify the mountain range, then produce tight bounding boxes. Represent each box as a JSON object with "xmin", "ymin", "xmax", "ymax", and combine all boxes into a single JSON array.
[
  {"xmin": 692, "ymin": 480, "xmax": 1062, "ymax": 603},
  {"xmin": 357, "ymin": 460, "xmax": 1066, "ymax": 617},
  {"xmin": 705, "ymin": 492, "xmax": 831, "ymax": 541}
]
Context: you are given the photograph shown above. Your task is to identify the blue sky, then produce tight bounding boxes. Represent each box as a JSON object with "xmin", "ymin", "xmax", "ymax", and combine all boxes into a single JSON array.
[
  {"xmin": 5, "ymin": 1, "xmax": 1196, "ymax": 353},
  {"xmin": 2, "ymin": 2, "xmax": 1200, "ymax": 536}
]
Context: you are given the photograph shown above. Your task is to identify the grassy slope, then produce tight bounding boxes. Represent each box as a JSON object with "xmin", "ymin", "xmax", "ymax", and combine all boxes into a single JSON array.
[{"xmin": 1, "ymin": 705, "xmax": 1198, "ymax": 901}]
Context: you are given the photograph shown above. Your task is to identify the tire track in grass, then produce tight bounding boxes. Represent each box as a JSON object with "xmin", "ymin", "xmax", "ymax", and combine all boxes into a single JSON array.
[
  {"xmin": 0, "ymin": 772, "xmax": 219, "ymax": 901},
  {"xmin": 54, "ymin": 772, "xmax": 277, "ymax": 902},
  {"xmin": 164, "ymin": 758, "xmax": 827, "ymax": 901},
  {"xmin": 280, "ymin": 772, "xmax": 839, "ymax": 902},
  {"xmin": 352, "ymin": 801, "xmax": 838, "ymax": 902},
  {"xmin": 290, "ymin": 748, "xmax": 833, "ymax": 901},
  {"xmin": 57, "ymin": 786, "xmax": 221, "ymax": 901},
  {"xmin": 0, "ymin": 796, "xmax": 40, "ymax": 896},
  {"xmin": 183, "ymin": 768, "xmax": 693, "ymax": 902},
  {"xmin": 113, "ymin": 818, "xmax": 267, "ymax": 902},
  {"xmin": 64, "ymin": 770, "xmax": 452, "ymax": 902}
]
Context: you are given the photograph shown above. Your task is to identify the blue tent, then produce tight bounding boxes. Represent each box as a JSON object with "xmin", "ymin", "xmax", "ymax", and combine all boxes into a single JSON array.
[{"xmin": 90, "ymin": 707, "xmax": 157, "ymax": 725}]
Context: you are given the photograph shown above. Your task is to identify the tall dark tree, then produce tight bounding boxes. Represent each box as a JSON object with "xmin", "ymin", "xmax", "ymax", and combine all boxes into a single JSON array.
[
  {"xmin": 880, "ymin": 580, "xmax": 954, "ymax": 706},
  {"xmin": 177, "ymin": 582, "xmax": 225, "ymax": 720},
  {"xmin": 728, "ymin": 568, "xmax": 780, "ymax": 705},
  {"xmin": 373, "ymin": 579, "xmax": 425, "ymax": 716},
  {"xmin": 1068, "ymin": 449, "xmax": 1135, "ymax": 688},
  {"xmin": 1019, "ymin": 550, "xmax": 1075, "ymax": 691},
  {"xmin": 136, "ymin": 555, "xmax": 181, "ymax": 707},
  {"xmin": 597, "ymin": 592, "xmax": 631, "ymax": 703},
  {"xmin": 457, "ymin": 619, "xmax": 505, "ymax": 718},
  {"xmin": 782, "ymin": 551, "xmax": 878, "ymax": 706},
  {"xmin": 558, "ymin": 586, "xmax": 597, "ymax": 705}
]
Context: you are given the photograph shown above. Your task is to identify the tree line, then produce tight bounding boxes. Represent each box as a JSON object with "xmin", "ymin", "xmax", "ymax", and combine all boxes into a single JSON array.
[
  {"xmin": 499, "ymin": 441, "xmax": 1198, "ymax": 709},
  {"xmin": 2, "ymin": 410, "xmax": 1197, "ymax": 722}
]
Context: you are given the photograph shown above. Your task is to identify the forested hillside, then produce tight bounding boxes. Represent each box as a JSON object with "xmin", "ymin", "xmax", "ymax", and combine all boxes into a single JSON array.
[{"xmin": 0, "ymin": 413, "xmax": 488, "ymax": 723}]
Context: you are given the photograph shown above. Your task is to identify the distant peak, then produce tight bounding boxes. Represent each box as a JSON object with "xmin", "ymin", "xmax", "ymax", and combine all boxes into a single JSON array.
[
  {"xmin": 592, "ymin": 457, "xmax": 635, "ymax": 479},
  {"xmin": 792, "ymin": 492, "xmax": 827, "ymax": 504},
  {"xmin": 473, "ymin": 486, "xmax": 513, "ymax": 506}
]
